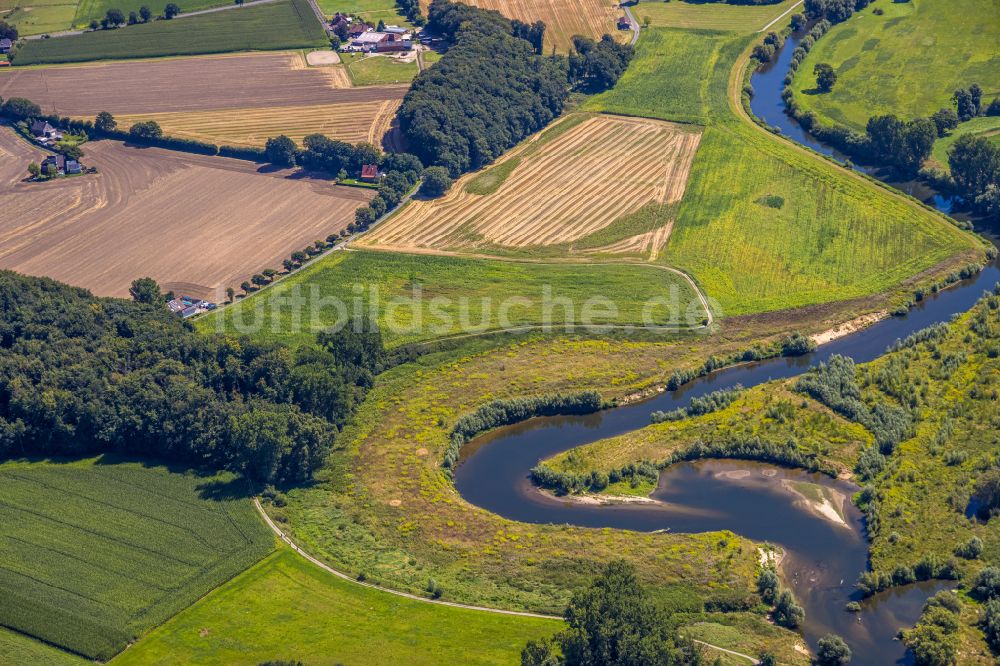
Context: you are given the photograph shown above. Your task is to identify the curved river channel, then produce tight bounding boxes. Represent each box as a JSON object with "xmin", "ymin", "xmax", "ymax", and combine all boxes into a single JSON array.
[{"xmin": 454, "ymin": 33, "xmax": 1000, "ymax": 665}]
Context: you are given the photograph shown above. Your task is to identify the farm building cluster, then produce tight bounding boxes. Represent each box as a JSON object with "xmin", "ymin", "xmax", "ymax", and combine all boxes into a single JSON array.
[
  {"xmin": 330, "ymin": 14, "xmax": 414, "ymax": 53},
  {"xmin": 167, "ymin": 295, "xmax": 217, "ymax": 318}
]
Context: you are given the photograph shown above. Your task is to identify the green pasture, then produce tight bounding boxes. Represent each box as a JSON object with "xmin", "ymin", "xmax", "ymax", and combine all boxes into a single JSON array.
[
  {"xmin": 631, "ymin": 0, "xmax": 800, "ymax": 32},
  {"xmin": 112, "ymin": 548, "xmax": 560, "ymax": 665},
  {"xmin": 199, "ymin": 249, "xmax": 704, "ymax": 347},
  {"xmin": 343, "ymin": 51, "xmax": 418, "ymax": 85},
  {"xmin": 11, "ymin": 0, "xmax": 326, "ymax": 64},
  {"xmin": 0, "ymin": 457, "xmax": 273, "ymax": 660},
  {"xmin": 791, "ymin": 0, "xmax": 1000, "ymax": 131}
]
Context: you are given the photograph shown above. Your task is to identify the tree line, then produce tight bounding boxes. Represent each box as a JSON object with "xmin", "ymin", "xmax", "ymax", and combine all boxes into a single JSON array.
[
  {"xmin": 0, "ymin": 271, "xmax": 385, "ymax": 485},
  {"xmin": 398, "ymin": 0, "xmax": 632, "ymax": 177}
]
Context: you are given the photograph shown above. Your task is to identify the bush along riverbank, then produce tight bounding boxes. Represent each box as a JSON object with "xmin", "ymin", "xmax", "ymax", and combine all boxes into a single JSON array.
[{"xmin": 443, "ymin": 391, "xmax": 605, "ymax": 469}]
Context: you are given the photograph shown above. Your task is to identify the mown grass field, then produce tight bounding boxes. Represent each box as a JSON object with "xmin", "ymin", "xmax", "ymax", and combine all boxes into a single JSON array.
[
  {"xmin": 631, "ymin": 0, "xmax": 800, "ymax": 32},
  {"xmin": 929, "ymin": 115, "xmax": 1000, "ymax": 171},
  {"xmin": 1, "ymin": 0, "xmax": 78, "ymax": 35},
  {"xmin": 343, "ymin": 52, "xmax": 419, "ymax": 85},
  {"xmin": 0, "ymin": 626, "xmax": 87, "ymax": 665},
  {"xmin": 12, "ymin": 0, "xmax": 327, "ymax": 64},
  {"xmin": 0, "ymin": 0, "xmax": 230, "ymax": 34},
  {"xmin": 200, "ymin": 249, "xmax": 705, "ymax": 347},
  {"xmin": 791, "ymin": 0, "xmax": 1000, "ymax": 131},
  {"xmin": 112, "ymin": 548, "xmax": 560, "ymax": 665},
  {"xmin": 316, "ymin": 0, "xmax": 409, "ymax": 26},
  {"xmin": 0, "ymin": 457, "xmax": 273, "ymax": 660}
]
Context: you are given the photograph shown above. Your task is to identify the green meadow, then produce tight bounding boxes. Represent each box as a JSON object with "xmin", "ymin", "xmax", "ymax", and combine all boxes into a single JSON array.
[
  {"xmin": 583, "ymin": 28, "xmax": 732, "ymax": 124},
  {"xmin": 112, "ymin": 548, "xmax": 560, "ymax": 666},
  {"xmin": 584, "ymin": 27, "xmax": 983, "ymax": 316},
  {"xmin": 631, "ymin": 0, "xmax": 800, "ymax": 32},
  {"xmin": 343, "ymin": 52, "xmax": 418, "ymax": 85},
  {"xmin": 12, "ymin": 0, "xmax": 326, "ymax": 64},
  {"xmin": 199, "ymin": 249, "xmax": 704, "ymax": 347},
  {"xmin": 791, "ymin": 0, "xmax": 1000, "ymax": 131},
  {"xmin": 0, "ymin": 457, "xmax": 273, "ymax": 660}
]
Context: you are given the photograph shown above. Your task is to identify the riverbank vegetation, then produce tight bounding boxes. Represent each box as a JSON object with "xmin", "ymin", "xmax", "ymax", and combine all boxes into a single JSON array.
[
  {"xmin": 530, "ymin": 287, "xmax": 1000, "ymax": 661},
  {"xmin": 532, "ymin": 384, "xmax": 867, "ymax": 494},
  {"xmin": 0, "ymin": 456, "xmax": 273, "ymax": 660}
]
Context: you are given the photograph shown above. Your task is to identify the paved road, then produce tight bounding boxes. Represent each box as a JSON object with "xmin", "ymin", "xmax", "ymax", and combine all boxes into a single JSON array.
[{"xmin": 623, "ymin": 4, "xmax": 640, "ymax": 46}]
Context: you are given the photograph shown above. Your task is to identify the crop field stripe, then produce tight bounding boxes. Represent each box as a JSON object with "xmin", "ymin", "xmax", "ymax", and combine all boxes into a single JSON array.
[
  {"xmin": 362, "ymin": 114, "xmax": 700, "ymax": 254},
  {"xmin": 0, "ymin": 459, "xmax": 273, "ymax": 660}
]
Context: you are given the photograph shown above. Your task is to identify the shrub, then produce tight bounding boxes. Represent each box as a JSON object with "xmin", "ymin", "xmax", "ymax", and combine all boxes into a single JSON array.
[
  {"xmin": 419, "ymin": 166, "xmax": 453, "ymax": 197},
  {"xmin": 815, "ymin": 634, "xmax": 851, "ymax": 665},
  {"xmin": 772, "ymin": 590, "xmax": 804, "ymax": 628},
  {"xmin": 955, "ymin": 536, "xmax": 983, "ymax": 559}
]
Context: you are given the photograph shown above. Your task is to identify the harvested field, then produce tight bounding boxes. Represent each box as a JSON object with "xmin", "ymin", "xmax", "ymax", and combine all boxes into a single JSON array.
[
  {"xmin": 361, "ymin": 114, "xmax": 701, "ymax": 258},
  {"xmin": 420, "ymin": 0, "xmax": 624, "ymax": 51},
  {"xmin": 0, "ymin": 52, "xmax": 404, "ymax": 116},
  {"xmin": 115, "ymin": 99, "xmax": 403, "ymax": 148},
  {"xmin": 0, "ymin": 127, "xmax": 372, "ymax": 300}
]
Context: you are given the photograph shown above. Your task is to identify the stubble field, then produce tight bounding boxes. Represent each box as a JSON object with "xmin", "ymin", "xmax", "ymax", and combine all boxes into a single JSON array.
[
  {"xmin": 360, "ymin": 114, "xmax": 702, "ymax": 258},
  {"xmin": 0, "ymin": 128, "xmax": 372, "ymax": 300},
  {"xmin": 0, "ymin": 52, "xmax": 406, "ymax": 146},
  {"xmin": 420, "ymin": 0, "xmax": 624, "ymax": 51}
]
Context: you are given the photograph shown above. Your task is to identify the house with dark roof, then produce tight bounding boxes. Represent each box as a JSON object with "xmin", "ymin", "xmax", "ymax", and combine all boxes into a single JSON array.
[
  {"xmin": 41, "ymin": 154, "xmax": 66, "ymax": 175},
  {"xmin": 617, "ymin": 16, "xmax": 631, "ymax": 30},
  {"xmin": 0, "ymin": 38, "xmax": 13, "ymax": 54},
  {"xmin": 66, "ymin": 160, "xmax": 82, "ymax": 174},
  {"xmin": 31, "ymin": 120, "xmax": 57, "ymax": 138}
]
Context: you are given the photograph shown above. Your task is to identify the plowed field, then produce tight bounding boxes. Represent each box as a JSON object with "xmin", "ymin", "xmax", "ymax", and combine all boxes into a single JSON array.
[{"xmin": 0, "ymin": 128, "xmax": 371, "ymax": 300}]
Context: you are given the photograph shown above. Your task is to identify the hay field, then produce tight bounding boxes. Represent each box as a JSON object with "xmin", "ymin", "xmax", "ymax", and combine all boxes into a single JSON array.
[
  {"xmin": 115, "ymin": 99, "xmax": 402, "ymax": 148},
  {"xmin": 361, "ymin": 114, "xmax": 701, "ymax": 258},
  {"xmin": 421, "ymin": 0, "xmax": 624, "ymax": 51},
  {"xmin": 0, "ymin": 52, "xmax": 405, "ymax": 115},
  {"xmin": 0, "ymin": 127, "xmax": 372, "ymax": 300}
]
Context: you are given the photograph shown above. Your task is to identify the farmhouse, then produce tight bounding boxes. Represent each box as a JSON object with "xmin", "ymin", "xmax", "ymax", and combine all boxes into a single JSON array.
[
  {"xmin": 30, "ymin": 120, "xmax": 60, "ymax": 139},
  {"xmin": 167, "ymin": 295, "xmax": 216, "ymax": 317},
  {"xmin": 0, "ymin": 38, "xmax": 12, "ymax": 54},
  {"xmin": 351, "ymin": 31, "xmax": 390, "ymax": 48},
  {"xmin": 360, "ymin": 164, "xmax": 381, "ymax": 181},
  {"xmin": 66, "ymin": 160, "xmax": 82, "ymax": 174},
  {"xmin": 347, "ymin": 22, "xmax": 369, "ymax": 37},
  {"xmin": 617, "ymin": 16, "xmax": 630, "ymax": 30},
  {"xmin": 41, "ymin": 154, "xmax": 66, "ymax": 175}
]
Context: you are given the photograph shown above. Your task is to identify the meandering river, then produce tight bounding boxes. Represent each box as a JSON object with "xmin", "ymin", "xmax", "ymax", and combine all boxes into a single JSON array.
[{"xmin": 454, "ymin": 32, "xmax": 999, "ymax": 663}]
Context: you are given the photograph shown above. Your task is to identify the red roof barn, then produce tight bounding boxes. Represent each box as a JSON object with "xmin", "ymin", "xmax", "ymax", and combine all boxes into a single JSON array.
[{"xmin": 360, "ymin": 164, "xmax": 381, "ymax": 181}]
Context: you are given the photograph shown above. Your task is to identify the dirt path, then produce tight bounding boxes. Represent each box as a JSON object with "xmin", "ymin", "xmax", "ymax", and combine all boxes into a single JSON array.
[
  {"xmin": 758, "ymin": 0, "xmax": 802, "ymax": 33},
  {"xmin": 623, "ymin": 5, "xmax": 640, "ymax": 46}
]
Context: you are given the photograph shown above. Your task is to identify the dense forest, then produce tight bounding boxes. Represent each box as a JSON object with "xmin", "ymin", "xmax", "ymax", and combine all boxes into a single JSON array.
[
  {"xmin": 0, "ymin": 272, "xmax": 384, "ymax": 484},
  {"xmin": 398, "ymin": 0, "xmax": 631, "ymax": 176}
]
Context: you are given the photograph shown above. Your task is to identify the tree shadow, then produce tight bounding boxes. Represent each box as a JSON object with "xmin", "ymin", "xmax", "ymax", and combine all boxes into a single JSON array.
[{"xmin": 800, "ymin": 87, "xmax": 826, "ymax": 96}]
